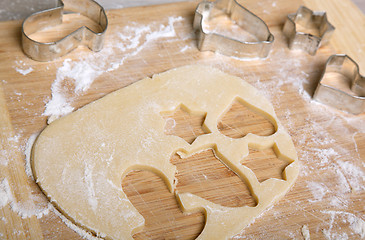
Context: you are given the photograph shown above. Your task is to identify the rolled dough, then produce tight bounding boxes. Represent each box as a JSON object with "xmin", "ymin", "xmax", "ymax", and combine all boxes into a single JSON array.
[{"xmin": 32, "ymin": 65, "xmax": 299, "ymax": 239}]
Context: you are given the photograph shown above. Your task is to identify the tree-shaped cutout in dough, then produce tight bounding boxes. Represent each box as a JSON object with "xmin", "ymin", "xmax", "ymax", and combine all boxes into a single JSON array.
[
  {"xmin": 161, "ymin": 104, "xmax": 210, "ymax": 144},
  {"xmin": 171, "ymin": 149, "xmax": 257, "ymax": 207},
  {"xmin": 122, "ymin": 170, "xmax": 205, "ymax": 239},
  {"xmin": 218, "ymin": 98, "xmax": 276, "ymax": 138},
  {"xmin": 242, "ymin": 146, "xmax": 293, "ymax": 183}
]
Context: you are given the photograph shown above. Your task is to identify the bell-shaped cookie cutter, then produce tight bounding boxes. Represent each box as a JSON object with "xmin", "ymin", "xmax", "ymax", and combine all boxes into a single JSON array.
[
  {"xmin": 313, "ymin": 54, "xmax": 365, "ymax": 114},
  {"xmin": 193, "ymin": 0, "xmax": 274, "ymax": 59},
  {"xmin": 283, "ymin": 6, "xmax": 335, "ymax": 55},
  {"xmin": 21, "ymin": 0, "xmax": 108, "ymax": 61}
]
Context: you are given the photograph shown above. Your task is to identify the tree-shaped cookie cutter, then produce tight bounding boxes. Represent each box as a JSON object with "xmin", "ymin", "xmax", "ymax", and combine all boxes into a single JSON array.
[
  {"xmin": 193, "ymin": 0, "xmax": 274, "ymax": 59},
  {"xmin": 283, "ymin": 6, "xmax": 335, "ymax": 55},
  {"xmin": 313, "ymin": 54, "xmax": 365, "ymax": 114},
  {"xmin": 21, "ymin": 0, "xmax": 108, "ymax": 61}
]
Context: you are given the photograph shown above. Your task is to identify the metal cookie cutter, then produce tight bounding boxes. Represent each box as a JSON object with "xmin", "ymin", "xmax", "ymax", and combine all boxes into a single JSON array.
[
  {"xmin": 22, "ymin": 0, "xmax": 108, "ymax": 61},
  {"xmin": 313, "ymin": 54, "xmax": 365, "ymax": 114},
  {"xmin": 283, "ymin": 6, "xmax": 335, "ymax": 56},
  {"xmin": 193, "ymin": 0, "xmax": 274, "ymax": 59}
]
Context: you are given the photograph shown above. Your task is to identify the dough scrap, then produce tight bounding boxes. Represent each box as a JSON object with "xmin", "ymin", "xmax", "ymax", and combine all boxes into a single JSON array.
[{"xmin": 32, "ymin": 65, "xmax": 299, "ymax": 239}]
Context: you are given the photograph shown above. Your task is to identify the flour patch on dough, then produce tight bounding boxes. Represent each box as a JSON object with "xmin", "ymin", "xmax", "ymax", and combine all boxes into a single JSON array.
[{"xmin": 84, "ymin": 163, "xmax": 98, "ymax": 212}]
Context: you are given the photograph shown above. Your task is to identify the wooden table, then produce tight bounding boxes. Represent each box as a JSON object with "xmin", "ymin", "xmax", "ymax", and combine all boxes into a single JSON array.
[{"xmin": 0, "ymin": 0, "xmax": 364, "ymax": 239}]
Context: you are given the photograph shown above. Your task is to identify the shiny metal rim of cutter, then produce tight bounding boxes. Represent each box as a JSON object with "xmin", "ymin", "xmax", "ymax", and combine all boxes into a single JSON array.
[
  {"xmin": 283, "ymin": 6, "xmax": 335, "ymax": 56},
  {"xmin": 193, "ymin": 0, "xmax": 274, "ymax": 59},
  {"xmin": 313, "ymin": 54, "xmax": 365, "ymax": 115},
  {"xmin": 21, "ymin": 0, "xmax": 108, "ymax": 62}
]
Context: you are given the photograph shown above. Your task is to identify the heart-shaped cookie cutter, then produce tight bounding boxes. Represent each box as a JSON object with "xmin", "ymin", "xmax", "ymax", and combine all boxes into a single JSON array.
[
  {"xmin": 193, "ymin": 0, "xmax": 274, "ymax": 59},
  {"xmin": 22, "ymin": 0, "xmax": 108, "ymax": 61},
  {"xmin": 283, "ymin": 6, "xmax": 335, "ymax": 55},
  {"xmin": 313, "ymin": 54, "xmax": 365, "ymax": 114}
]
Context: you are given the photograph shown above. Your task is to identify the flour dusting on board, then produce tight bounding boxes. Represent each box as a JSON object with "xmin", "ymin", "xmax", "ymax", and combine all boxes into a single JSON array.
[
  {"xmin": 43, "ymin": 16, "xmax": 184, "ymax": 123},
  {"xmin": 0, "ymin": 176, "xmax": 50, "ymax": 219},
  {"xmin": 306, "ymin": 181, "xmax": 328, "ymax": 202},
  {"xmin": 109, "ymin": 16, "xmax": 183, "ymax": 71},
  {"xmin": 321, "ymin": 211, "xmax": 365, "ymax": 239},
  {"xmin": 0, "ymin": 178, "xmax": 11, "ymax": 208},
  {"xmin": 13, "ymin": 60, "xmax": 33, "ymax": 76},
  {"xmin": 10, "ymin": 196, "xmax": 51, "ymax": 219}
]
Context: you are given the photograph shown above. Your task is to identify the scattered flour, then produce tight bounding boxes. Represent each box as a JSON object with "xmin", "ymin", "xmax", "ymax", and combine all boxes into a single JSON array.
[
  {"xmin": 321, "ymin": 211, "xmax": 365, "ymax": 239},
  {"xmin": 108, "ymin": 16, "xmax": 183, "ymax": 71},
  {"xmin": 301, "ymin": 225, "xmax": 310, "ymax": 240},
  {"xmin": 14, "ymin": 60, "xmax": 33, "ymax": 76},
  {"xmin": 1, "ymin": 133, "xmax": 22, "ymax": 167},
  {"xmin": 313, "ymin": 148, "xmax": 339, "ymax": 166},
  {"xmin": 10, "ymin": 197, "xmax": 51, "ymax": 219},
  {"xmin": 0, "ymin": 177, "xmax": 49, "ymax": 219},
  {"xmin": 43, "ymin": 84, "xmax": 75, "ymax": 124},
  {"xmin": 43, "ymin": 16, "xmax": 184, "ymax": 123},
  {"xmin": 43, "ymin": 58, "xmax": 102, "ymax": 123},
  {"xmin": 348, "ymin": 215, "xmax": 365, "ymax": 238},
  {"xmin": 0, "ymin": 150, "xmax": 9, "ymax": 167},
  {"xmin": 15, "ymin": 67, "xmax": 33, "ymax": 76},
  {"xmin": 0, "ymin": 178, "xmax": 11, "ymax": 208},
  {"xmin": 336, "ymin": 160, "xmax": 365, "ymax": 192},
  {"xmin": 307, "ymin": 181, "xmax": 328, "ymax": 202}
]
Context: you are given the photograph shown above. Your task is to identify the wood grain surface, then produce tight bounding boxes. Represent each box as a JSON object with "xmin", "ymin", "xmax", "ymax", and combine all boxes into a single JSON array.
[{"xmin": 0, "ymin": 0, "xmax": 364, "ymax": 239}]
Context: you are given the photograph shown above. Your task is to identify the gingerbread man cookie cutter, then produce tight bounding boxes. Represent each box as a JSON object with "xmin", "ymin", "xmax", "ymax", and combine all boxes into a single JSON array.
[
  {"xmin": 313, "ymin": 54, "xmax": 365, "ymax": 114},
  {"xmin": 21, "ymin": 0, "xmax": 108, "ymax": 61},
  {"xmin": 193, "ymin": 0, "xmax": 274, "ymax": 59},
  {"xmin": 283, "ymin": 6, "xmax": 335, "ymax": 55}
]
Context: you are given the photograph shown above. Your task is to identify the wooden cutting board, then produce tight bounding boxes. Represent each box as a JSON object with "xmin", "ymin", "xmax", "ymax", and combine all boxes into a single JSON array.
[{"xmin": 0, "ymin": 0, "xmax": 364, "ymax": 239}]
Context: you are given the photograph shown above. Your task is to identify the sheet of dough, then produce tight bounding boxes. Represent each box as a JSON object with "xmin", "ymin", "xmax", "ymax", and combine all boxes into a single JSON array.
[{"xmin": 32, "ymin": 65, "xmax": 299, "ymax": 239}]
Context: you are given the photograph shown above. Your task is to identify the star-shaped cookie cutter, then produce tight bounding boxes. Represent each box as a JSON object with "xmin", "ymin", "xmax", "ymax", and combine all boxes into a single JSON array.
[
  {"xmin": 193, "ymin": 0, "xmax": 274, "ymax": 59},
  {"xmin": 283, "ymin": 6, "xmax": 335, "ymax": 55},
  {"xmin": 313, "ymin": 54, "xmax": 365, "ymax": 114},
  {"xmin": 21, "ymin": 0, "xmax": 108, "ymax": 61}
]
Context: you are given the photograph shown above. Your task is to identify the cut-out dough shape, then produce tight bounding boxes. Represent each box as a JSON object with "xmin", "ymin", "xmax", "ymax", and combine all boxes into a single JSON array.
[
  {"xmin": 161, "ymin": 104, "xmax": 209, "ymax": 144},
  {"xmin": 218, "ymin": 99, "xmax": 277, "ymax": 138},
  {"xmin": 123, "ymin": 170, "xmax": 205, "ymax": 239},
  {"xmin": 171, "ymin": 148, "xmax": 257, "ymax": 208},
  {"xmin": 32, "ymin": 65, "xmax": 299, "ymax": 239},
  {"xmin": 242, "ymin": 146, "xmax": 293, "ymax": 183}
]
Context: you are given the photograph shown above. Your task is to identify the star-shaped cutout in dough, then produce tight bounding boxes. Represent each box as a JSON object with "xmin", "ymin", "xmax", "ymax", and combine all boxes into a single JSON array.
[
  {"xmin": 161, "ymin": 104, "xmax": 210, "ymax": 144},
  {"xmin": 242, "ymin": 146, "xmax": 293, "ymax": 183}
]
